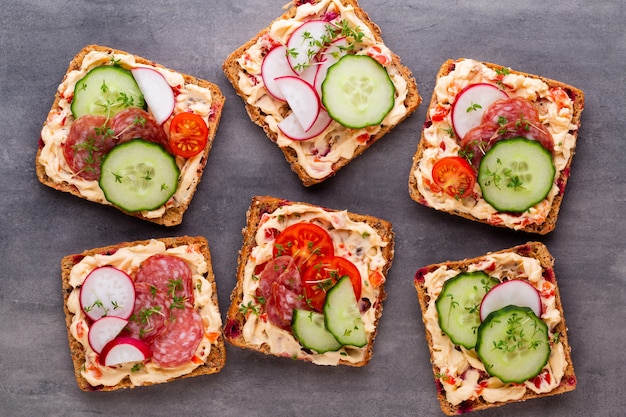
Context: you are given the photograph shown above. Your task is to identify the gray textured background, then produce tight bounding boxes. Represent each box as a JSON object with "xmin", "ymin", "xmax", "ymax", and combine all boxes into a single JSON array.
[{"xmin": 1, "ymin": 0, "xmax": 625, "ymax": 416}]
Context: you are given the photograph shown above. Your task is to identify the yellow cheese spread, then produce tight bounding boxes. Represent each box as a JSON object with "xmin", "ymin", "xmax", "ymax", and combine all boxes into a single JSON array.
[
  {"xmin": 235, "ymin": 0, "xmax": 410, "ymax": 180},
  {"xmin": 413, "ymin": 58, "xmax": 578, "ymax": 230},
  {"xmin": 66, "ymin": 239, "xmax": 222, "ymax": 387},
  {"xmin": 39, "ymin": 50, "xmax": 214, "ymax": 219},
  {"xmin": 422, "ymin": 252, "xmax": 567, "ymax": 405},
  {"xmin": 240, "ymin": 203, "xmax": 390, "ymax": 365}
]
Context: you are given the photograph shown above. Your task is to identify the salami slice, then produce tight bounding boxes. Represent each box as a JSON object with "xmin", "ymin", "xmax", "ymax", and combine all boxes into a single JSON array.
[
  {"xmin": 459, "ymin": 124, "xmax": 499, "ymax": 170},
  {"xmin": 460, "ymin": 97, "xmax": 554, "ymax": 169},
  {"xmin": 481, "ymin": 97, "xmax": 541, "ymax": 126},
  {"xmin": 135, "ymin": 254, "xmax": 194, "ymax": 305},
  {"xmin": 62, "ymin": 115, "xmax": 117, "ymax": 180},
  {"xmin": 257, "ymin": 256, "xmax": 307, "ymax": 330},
  {"xmin": 111, "ymin": 108, "xmax": 169, "ymax": 151},
  {"xmin": 150, "ymin": 306, "xmax": 204, "ymax": 368},
  {"xmin": 126, "ymin": 282, "xmax": 168, "ymax": 343}
]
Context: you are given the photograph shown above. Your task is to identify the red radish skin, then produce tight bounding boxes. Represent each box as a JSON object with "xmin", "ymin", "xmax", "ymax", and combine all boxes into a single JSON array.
[
  {"xmin": 278, "ymin": 109, "xmax": 332, "ymax": 141},
  {"xmin": 79, "ymin": 266, "xmax": 135, "ymax": 322},
  {"xmin": 261, "ymin": 45, "xmax": 297, "ymax": 101},
  {"xmin": 131, "ymin": 67, "xmax": 175, "ymax": 125},
  {"xmin": 88, "ymin": 316, "xmax": 128, "ymax": 354},
  {"xmin": 274, "ymin": 76, "xmax": 321, "ymax": 132},
  {"xmin": 479, "ymin": 279, "xmax": 542, "ymax": 321},
  {"xmin": 99, "ymin": 336, "xmax": 152, "ymax": 366},
  {"xmin": 451, "ymin": 83, "xmax": 508, "ymax": 140},
  {"xmin": 286, "ymin": 20, "xmax": 331, "ymax": 73}
]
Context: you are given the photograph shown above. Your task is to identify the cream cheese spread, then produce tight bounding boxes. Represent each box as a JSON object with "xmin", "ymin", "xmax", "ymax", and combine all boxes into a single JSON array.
[
  {"xmin": 239, "ymin": 203, "xmax": 390, "ymax": 365},
  {"xmin": 413, "ymin": 58, "xmax": 578, "ymax": 230},
  {"xmin": 235, "ymin": 0, "xmax": 410, "ymax": 180},
  {"xmin": 422, "ymin": 252, "xmax": 566, "ymax": 405},
  {"xmin": 39, "ymin": 50, "xmax": 214, "ymax": 218},
  {"xmin": 66, "ymin": 239, "xmax": 222, "ymax": 387}
]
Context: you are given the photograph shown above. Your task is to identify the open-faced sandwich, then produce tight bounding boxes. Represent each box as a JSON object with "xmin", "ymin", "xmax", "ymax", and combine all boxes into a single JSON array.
[
  {"xmin": 414, "ymin": 242, "xmax": 576, "ymax": 414},
  {"xmin": 61, "ymin": 236, "xmax": 225, "ymax": 391},
  {"xmin": 408, "ymin": 59, "xmax": 584, "ymax": 234},
  {"xmin": 224, "ymin": 196, "xmax": 394, "ymax": 366},
  {"xmin": 37, "ymin": 45, "xmax": 224, "ymax": 226},
  {"xmin": 223, "ymin": 0, "xmax": 421, "ymax": 186}
]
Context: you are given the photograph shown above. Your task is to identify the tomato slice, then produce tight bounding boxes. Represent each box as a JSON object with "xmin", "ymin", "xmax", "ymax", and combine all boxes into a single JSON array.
[
  {"xmin": 432, "ymin": 156, "xmax": 476, "ymax": 198},
  {"xmin": 302, "ymin": 256, "xmax": 362, "ymax": 312},
  {"xmin": 272, "ymin": 223, "xmax": 334, "ymax": 270},
  {"xmin": 168, "ymin": 112, "xmax": 208, "ymax": 158}
]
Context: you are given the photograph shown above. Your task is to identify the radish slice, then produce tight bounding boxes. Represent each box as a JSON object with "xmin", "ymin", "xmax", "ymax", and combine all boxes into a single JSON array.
[
  {"xmin": 131, "ymin": 67, "xmax": 175, "ymax": 125},
  {"xmin": 261, "ymin": 45, "xmax": 297, "ymax": 101},
  {"xmin": 286, "ymin": 20, "xmax": 330, "ymax": 73},
  {"xmin": 299, "ymin": 63, "xmax": 320, "ymax": 87},
  {"xmin": 479, "ymin": 280, "xmax": 542, "ymax": 321},
  {"xmin": 314, "ymin": 37, "xmax": 349, "ymax": 99},
  {"xmin": 99, "ymin": 336, "xmax": 152, "ymax": 366},
  {"xmin": 88, "ymin": 316, "xmax": 129, "ymax": 354},
  {"xmin": 451, "ymin": 83, "xmax": 508, "ymax": 140},
  {"xmin": 79, "ymin": 266, "xmax": 135, "ymax": 321},
  {"xmin": 274, "ymin": 75, "xmax": 321, "ymax": 131},
  {"xmin": 278, "ymin": 109, "xmax": 332, "ymax": 141}
]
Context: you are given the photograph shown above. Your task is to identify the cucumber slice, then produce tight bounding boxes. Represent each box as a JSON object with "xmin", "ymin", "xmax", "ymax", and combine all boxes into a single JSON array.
[
  {"xmin": 323, "ymin": 276, "xmax": 367, "ymax": 347},
  {"xmin": 292, "ymin": 309, "xmax": 342, "ymax": 353},
  {"xmin": 99, "ymin": 139, "xmax": 179, "ymax": 212},
  {"xmin": 476, "ymin": 305, "xmax": 550, "ymax": 383},
  {"xmin": 478, "ymin": 137, "xmax": 555, "ymax": 213},
  {"xmin": 72, "ymin": 66, "xmax": 144, "ymax": 119},
  {"xmin": 435, "ymin": 271, "xmax": 499, "ymax": 349},
  {"xmin": 321, "ymin": 54, "xmax": 395, "ymax": 129}
]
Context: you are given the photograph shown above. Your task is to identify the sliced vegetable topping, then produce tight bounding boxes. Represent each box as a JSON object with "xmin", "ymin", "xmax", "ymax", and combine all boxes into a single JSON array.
[
  {"xmin": 131, "ymin": 67, "xmax": 175, "ymax": 125},
  {"xmin": 272, "ymin": 223, "xmax": 334, "ymax": 270},
  {"xmin": 431, "ymin": 156, "xmax": 476, "ymax": 198},
  {"xmin": 168, "ymin": 112, "xmax": 209, "ymax": 158},
  {"xmin": 323, "ymin": 276, "xmax": 367, "ymax": 347},
  {"xmin": 451, "ymin": 83, "xmax": 508, "ymax": 140},
  {"xmin": 479, "ymin": 279, "xmax": 542, "ymax": 321},
  {"xmin": 321, "ymin": 54, "xmax": 395, "ymax": 129},
  {"xmin": 478, "ymin": 137, "xmax": 555, "ymax": 212},
  {"xmin": 71, "ymin": 65, "xmax": 144, "ymax": 119},
  {"xmin": 99, "ymin": 336, "xmax": 152, "ymax": 366},
  {"xmin": 79, "ymin": 266, "xmax": 136, "ymax": 321},
  {"xmin": 435, "ymin": 271, "xmax": 499, "ymax": 349},
  {"xmin": 302, "ymin": 256, "xmax": 362, "ymax": 312},
  {"xmin": 292, "ymin": 309, "xmax": 342, "ymax": 353},
  {"xmin": 476, "ymin": 306, "xmax": 550, "ymax": 383},
  {"xmin": 88, "ymin": 316, "xmax": 129, "ymax": 354},
  {"xmin": 99, "ymin": 139, "xmax": 179, "ymax": 212}
]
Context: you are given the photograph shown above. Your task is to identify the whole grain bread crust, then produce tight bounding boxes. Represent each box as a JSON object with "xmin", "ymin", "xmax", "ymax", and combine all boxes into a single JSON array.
[
  {"xmin": 36, "ymin": 45, "xmax": 225, "ymax": 226},
  {"xmin": 61, "ymin": 236, "xmax": 226, "ymax": 391},
  {"xmin": 223, "ymin": 195, "xmax": 394, "ymax": 366},
  {"xmin": 408, "ymin": 59, "xmax": 585, "ymax": 234},
  {"xmin": 223, "ymin": 0, "xmax": 421, "ymax": 186},
  {"xmin": 413, "ymin": 242, "xmax": 576, "ymax": 415}
]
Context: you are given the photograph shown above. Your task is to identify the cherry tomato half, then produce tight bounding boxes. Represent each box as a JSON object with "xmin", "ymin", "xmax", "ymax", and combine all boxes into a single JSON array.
[
  {"xmin": 168, "ymin": 112, "xmax": 208, "ymax": 158},
  {"xmin": 272, "ymin": 223, "xmax": 334, "ymax": 271},
  {"xmin": 432, "ymin": 156, "xmax": 476, "ymax": 198},
  {"xmin": 302, "ymin": 256, "xmax": 362, "ymax": 312}
]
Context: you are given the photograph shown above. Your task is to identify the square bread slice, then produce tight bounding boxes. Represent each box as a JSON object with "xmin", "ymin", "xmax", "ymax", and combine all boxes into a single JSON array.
[
  {"xmin": 61, "ymin": 236, "xmax": 226, "ymax": 391},
  {"xmin": 408, "ymin": 58, "xmax": 585, "ymax": 234},
  {"xmin": 37, "ymin": 45, "xmax": 225, "ymax": 226},
  {"xmin": 413, "ymin": 242, "xmax": 576, "ymax": 414},
  {"xmin": 223, "ymin": 195, "xmax": 394, "ymax": 366},
  {"xmin": 223, "ymin": 0, "xmax": 421, "ymax": 186}
]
